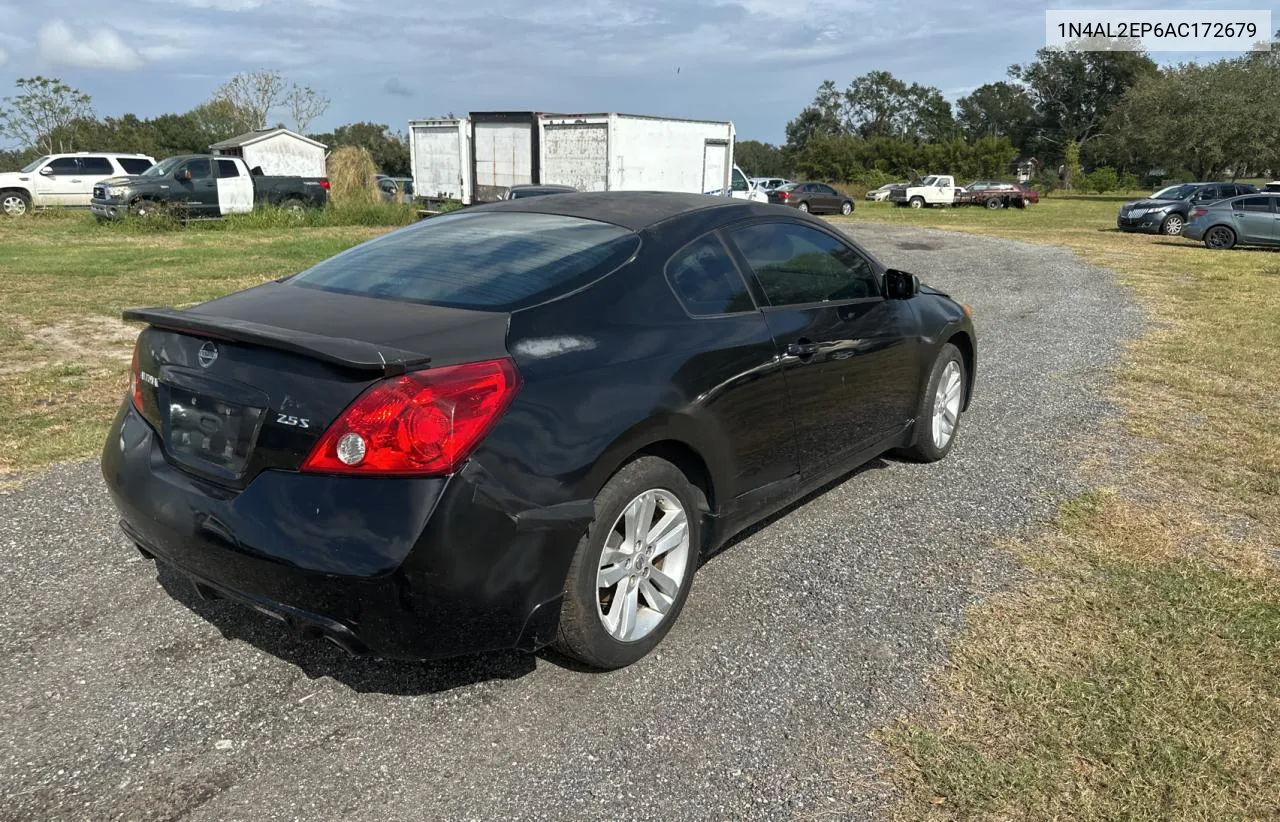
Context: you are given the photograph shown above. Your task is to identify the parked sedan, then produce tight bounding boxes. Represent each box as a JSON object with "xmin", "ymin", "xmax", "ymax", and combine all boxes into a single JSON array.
[
  {"xmin": 866, "ymin": 183, "xmax": 905, "ymax": 202},
  {"xmin": 1117, "ymin": 182, "xmax": 1258, "ymax": 235},
  {"xmin": 1182, "ymin": 193, "xmax": 1279, "ymax": 249},
  {"xmin": 104, "ymin": 193, "xmax": 974, "ymax": 670},
  {"xmin": 768, "ymin": 182, "xmax": 855, "ymax": 215},
  {"xmin": 750, "ymin": 177, "xmax": 791, "ymax": 192}
]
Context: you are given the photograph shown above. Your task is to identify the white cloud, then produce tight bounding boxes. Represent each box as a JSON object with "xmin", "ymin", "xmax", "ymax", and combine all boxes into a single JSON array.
[
  {"xmin": 138, "ymin": 44, "xmax": 185, "ymax": 61},
  {"xmin": 37, "ymin": 20, "xmax": 144, "ymax": 71}
]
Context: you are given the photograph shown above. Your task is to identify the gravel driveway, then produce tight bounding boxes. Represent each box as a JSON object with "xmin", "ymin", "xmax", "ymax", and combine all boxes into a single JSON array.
[{"xmin": 0, "ymin": 224, "xmax": 1140, "ymax": 822}]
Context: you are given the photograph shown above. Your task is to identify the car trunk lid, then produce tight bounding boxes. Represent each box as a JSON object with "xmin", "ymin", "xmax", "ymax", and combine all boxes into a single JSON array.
[{"xmin": 126, "ymin": 282, "xmax": 511, "ymax": 486}]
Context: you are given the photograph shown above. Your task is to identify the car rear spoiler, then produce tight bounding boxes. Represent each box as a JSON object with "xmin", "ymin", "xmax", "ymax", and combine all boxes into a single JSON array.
[{"xmin": 121, "ymin": 307, "xmax": 432, "ymax": 376}]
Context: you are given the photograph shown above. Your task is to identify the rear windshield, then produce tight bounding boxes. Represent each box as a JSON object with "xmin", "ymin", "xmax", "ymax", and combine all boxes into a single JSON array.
[{"xmin": 289, "ymin": 210, "xmax": 640, "ymax": 311}]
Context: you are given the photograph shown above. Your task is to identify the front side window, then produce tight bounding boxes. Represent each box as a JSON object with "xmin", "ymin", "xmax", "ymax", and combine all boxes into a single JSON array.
[
  {"xmin": 46, "ymin": 158, "xmax": 79, "ymax": 175},
  {"xmin": 730, "ymin": 167, "xmax": 749, "ymax": 192},
  {"xmin": 216, "ymin": 159, "xmax": 241, "ymax": 178},
  {"xmin": 290, "ymin": 211, "xmax": 641, "ymax": 311},
  {"xmin": 181, "ymin": 159, "xmax": 212, "ymax": 180},
  {"xmin": 728, "ymin": 222, "xmax": 880, "ymax": 307},
  {"xmin": 665, "ymin": 233, "xmax": 755, "ymax": 316}
]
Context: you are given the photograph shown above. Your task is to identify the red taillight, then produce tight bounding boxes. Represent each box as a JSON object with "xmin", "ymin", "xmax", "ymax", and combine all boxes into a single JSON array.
[
  {"xmin": 301, "ymin": 358, "xmax": 521, "ymax": 476},
  {"xmin": 130, "ymin": 340, "xmax": 143, "ymax": 412},
  {"xmin": 1190, "ymin": 207, "xmax": 1207, "ymax": 218},
  {"xmin": 779, "ymin": 191, "xmax": 790, "ymax": 200},
  {"xmin": 319, "ymin": 179, "xmax": 330, "ymax": 190}
]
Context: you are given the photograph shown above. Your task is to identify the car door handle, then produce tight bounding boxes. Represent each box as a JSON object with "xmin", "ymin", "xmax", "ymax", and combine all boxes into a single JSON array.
[{"xmin": 786, "ymin": 341, "xmax": 821, "ymax": 358}]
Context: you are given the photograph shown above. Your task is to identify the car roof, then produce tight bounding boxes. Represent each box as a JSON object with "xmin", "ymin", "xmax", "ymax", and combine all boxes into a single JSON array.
[{"xmin": 470, "ymin": 191, "xmax": 778, "ymax": 231}]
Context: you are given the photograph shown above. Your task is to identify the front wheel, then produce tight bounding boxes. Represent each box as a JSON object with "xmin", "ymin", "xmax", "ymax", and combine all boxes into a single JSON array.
[
  {"xmin": 984, "ymin": 197, "xmax": 1002, "ymax": 210},
  {"xmin": 896, "ymin": 343, "xmax": 966, "ymax": 463},
  {"xmin": 1160, "ymin": 213, "xmax": 1184, "ymax": 235},
  {"xmin": 909, "ymin": 196, "xmax": 924, "ymax": 209},
  {"xmin": 797, "ymin": 201, "xmax": 810, "ymax": 213},
  {"xmin": 553, "ymin": 457, "xmax": 702, "ymax": 670},
  {"xmin": 840, "ymin": 201, "xmax": 853, "ymax": 215},
  {"xmin": 1, "ymin": 190, "xmax": 31, "ymax": 217}
]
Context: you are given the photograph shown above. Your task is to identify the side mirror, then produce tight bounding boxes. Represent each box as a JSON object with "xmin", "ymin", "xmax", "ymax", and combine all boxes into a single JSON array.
[
  {"xmin": 885, "ymin": 269, "xmax": 920, "ymax": 299},
  {"xmin": 39, "ymin": 166, "xmax": 54, "ymax": 176}
]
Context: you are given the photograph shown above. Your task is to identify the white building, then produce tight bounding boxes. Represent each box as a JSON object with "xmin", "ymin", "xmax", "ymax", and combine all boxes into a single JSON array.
[{"xmin": 210, "ymin": 128, "xmax": 327, "ymax": 178}]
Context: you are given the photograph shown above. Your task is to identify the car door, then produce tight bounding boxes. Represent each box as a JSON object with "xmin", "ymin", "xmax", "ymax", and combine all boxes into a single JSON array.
[
  {"xmin": 75, "ymin": 156, "xmax": 117, "ymax": 205},
  {"xmin": 215, "ymin": 159, "xmax": 254, "ymax": 214},
  {"xmin": 174, "ymin": 158, "xmax": 218, "ymax": 214},
  {"xmin": 725, "ymin": 219, "xmax": 921, "ymax": 481},
  {"xmin": 818, "ymin": 184, "xmax": 843, "ymax": 212},
  {"xmin": 36, "ymin": 157, "xmax": 84, "ymax": 205},
  {"xmin": 1230, "ymin": 196, "xmax": 1277, "ymax": 245}
]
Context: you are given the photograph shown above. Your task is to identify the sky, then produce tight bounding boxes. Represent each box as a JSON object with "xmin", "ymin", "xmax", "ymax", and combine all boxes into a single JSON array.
[{"xmin": 0, "ymin": 0, "xmax": 1275, "ymax": 145}]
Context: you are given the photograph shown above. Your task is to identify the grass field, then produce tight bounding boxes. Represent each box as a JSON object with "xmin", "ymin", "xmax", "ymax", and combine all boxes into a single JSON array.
[
  {"xmin": 833, "ymin": 198, "xmax": 1279, "ymax": 820},
  {"xmin": 0, "ymin": 207, "xmax": 409, "ymax": 474},
  {"xmin": 2, "ymin": 195, "xmax": 1277, "ymax": 818}
]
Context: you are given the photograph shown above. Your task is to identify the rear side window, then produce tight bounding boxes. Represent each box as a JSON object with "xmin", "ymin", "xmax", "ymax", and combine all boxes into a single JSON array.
[
  {"xmin": 1233, "ymin": 196, "xmax": 1274, "ymax": 213},
  {"xmin": 79, "ymin": 157, "xmax": 114, "ymax": 174},
  {"xmin": 729, "ymin": 222, "xmax": 879, "ymax": 306},
  {"xmin": 217, "ymin": 159, "xmax": 241, "ymax": 178},
  {"xmin": 118, "ymin": 158, "xmax": 152, "ymax": 174},
  {"xmin": 665, "ymin": 234, "xmax": 755, "ymax": 316},
  {"xmin": 290, "ymin": 211, "xmax": 640, "ymax": 311}
]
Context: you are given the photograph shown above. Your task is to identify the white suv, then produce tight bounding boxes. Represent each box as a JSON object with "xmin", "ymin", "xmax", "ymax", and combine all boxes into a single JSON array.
[{"xmin": 0, "ymin": 152, "xmax": 157, "ymax": 216}]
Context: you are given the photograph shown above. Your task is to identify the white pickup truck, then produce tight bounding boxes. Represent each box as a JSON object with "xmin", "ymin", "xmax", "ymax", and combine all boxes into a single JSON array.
[
  {"xmin": 0, "ymin": 152, "xmax": 156, "ymax": 216},
  {"xmin": 888, "ymin": 174, "xmax": 956, "ymax": 208}
]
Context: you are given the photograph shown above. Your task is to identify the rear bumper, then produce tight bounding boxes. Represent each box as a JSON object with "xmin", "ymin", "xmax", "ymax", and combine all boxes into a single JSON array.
[
  {"xmin": 1180, "ymin": 222, "xmax": 1208, "ymax": 241},
  {"xmin": 101, "ymin": 401, "xmax": 583, "ymax": 660}
]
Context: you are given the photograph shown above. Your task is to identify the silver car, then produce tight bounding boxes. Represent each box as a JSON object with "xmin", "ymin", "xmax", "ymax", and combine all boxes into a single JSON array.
[{"xmin": 1181, "ymin": 193, "xmax": 1280, "ymax": 249}]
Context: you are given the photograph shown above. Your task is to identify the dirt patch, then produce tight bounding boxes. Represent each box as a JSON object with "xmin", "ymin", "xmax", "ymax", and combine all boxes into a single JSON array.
[{"xmin": 0, "ymin": 315, "xmax": 137, "ymax": 377}]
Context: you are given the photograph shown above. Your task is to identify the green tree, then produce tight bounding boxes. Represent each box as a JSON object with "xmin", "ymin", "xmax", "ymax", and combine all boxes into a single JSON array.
[
  {"xmin": 190, "ymin": 98, "xmax": 258, "ymax": 142},
  {"xmin": 0, "ymin": 76, "xmax": 94, "ymax": 153},
  {"xmin": 843, "ymin": 71, "xmax": 954, "ymax": 141},
  {"xmin": 783, "ymin": 103, "xmax": 843, "ymax": 156},
  {"xmin": 956, "ymin": 82, "xmax": 1037, "ymax": 150},
  {"xmin": 1010, "ymin": 44, "xmax": 1157, "ymax": 187},
  {"xmin": 311, "ymin": 122, "xmax": 410, "ymax": 176},
  {"xmin": 734, "ymin": 140, "xmax": 787, "ymax": 177}
]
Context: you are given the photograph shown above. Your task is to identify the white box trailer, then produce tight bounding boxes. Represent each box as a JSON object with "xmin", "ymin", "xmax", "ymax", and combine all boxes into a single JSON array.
[
  {"xmin": 408, "ymin": 118, "xmax": 472, "ymax": 204},
  {"xmin": 539, "ymin": 113, "xmax": 736, "ymax": 196},
  {"xmin": 409, "ymin": 111, "xmax": 755, "ymax": 205}
]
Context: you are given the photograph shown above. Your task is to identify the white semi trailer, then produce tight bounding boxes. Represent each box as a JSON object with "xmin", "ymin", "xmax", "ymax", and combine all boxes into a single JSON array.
[{"xmin": 409, "ymin": 111, "xmax": 762, "ymax": 206}]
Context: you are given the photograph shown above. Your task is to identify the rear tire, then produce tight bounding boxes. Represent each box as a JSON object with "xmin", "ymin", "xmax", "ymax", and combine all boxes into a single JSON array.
[
  {"xmin": 553, "ymin": 456, "xmax": 702, "ymax": 670},
  {"xmin": 1, "ymin": 190, "xmax": 31, "ymax": 217},
  {"xmin": 896, "ymin": 343, "xmax": 966, "ymax": 463},
  {"xmin": 281, "ymin": 198, "xmax": 306, "ymax": 218},
  {"xmin": 797, "ymin": 201, "xmax": 810, "ymax": 213},
  {"xmin": 1204, "ymin": 225, "xmax": 1236, "ymax": 249},
  {"xmin": 984, "ymin": 197, "xmax": 1002, "ymax": 210}
]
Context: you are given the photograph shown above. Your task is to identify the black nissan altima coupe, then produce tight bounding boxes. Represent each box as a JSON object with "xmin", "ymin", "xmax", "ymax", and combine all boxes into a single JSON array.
[{"xmin": 103, "ymin": 192, "xmax": 977, "ymax": 670}]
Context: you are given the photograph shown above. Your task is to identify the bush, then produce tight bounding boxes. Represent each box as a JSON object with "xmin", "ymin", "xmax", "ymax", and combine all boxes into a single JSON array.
[
  {"xmin": 1084, "ymin": 166, "xmax": 1120, "ymax": 193},
  {"xmin": 1119, "ymin": 172, "xmax": 1140, "ymax": 191}
]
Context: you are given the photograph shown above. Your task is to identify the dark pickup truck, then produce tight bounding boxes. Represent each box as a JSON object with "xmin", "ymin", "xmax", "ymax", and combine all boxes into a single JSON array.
[{"xmin": 90, "ymin": 154, "xmax": 329, "ymax": 220}]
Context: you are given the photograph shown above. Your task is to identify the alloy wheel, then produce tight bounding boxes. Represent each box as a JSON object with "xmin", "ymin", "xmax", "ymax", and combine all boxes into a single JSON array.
[
  {"xmin": 595, "ymin": 489, "xmax": 691, "ymax": 642},
  {"xmin": 931, "ymin": 361, "xmax": 963, "ymax": 450},
  {"xmin": 1205, "ymin": 226, "xmax": 1234, "ymax": 249},
  {"xmin": 1163, "ymin": 214, "xmax": 1183, "ymax": 235},
  {"xmin": 2, "ymin": 194, "xmax": 27, "ymax": 216}
]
